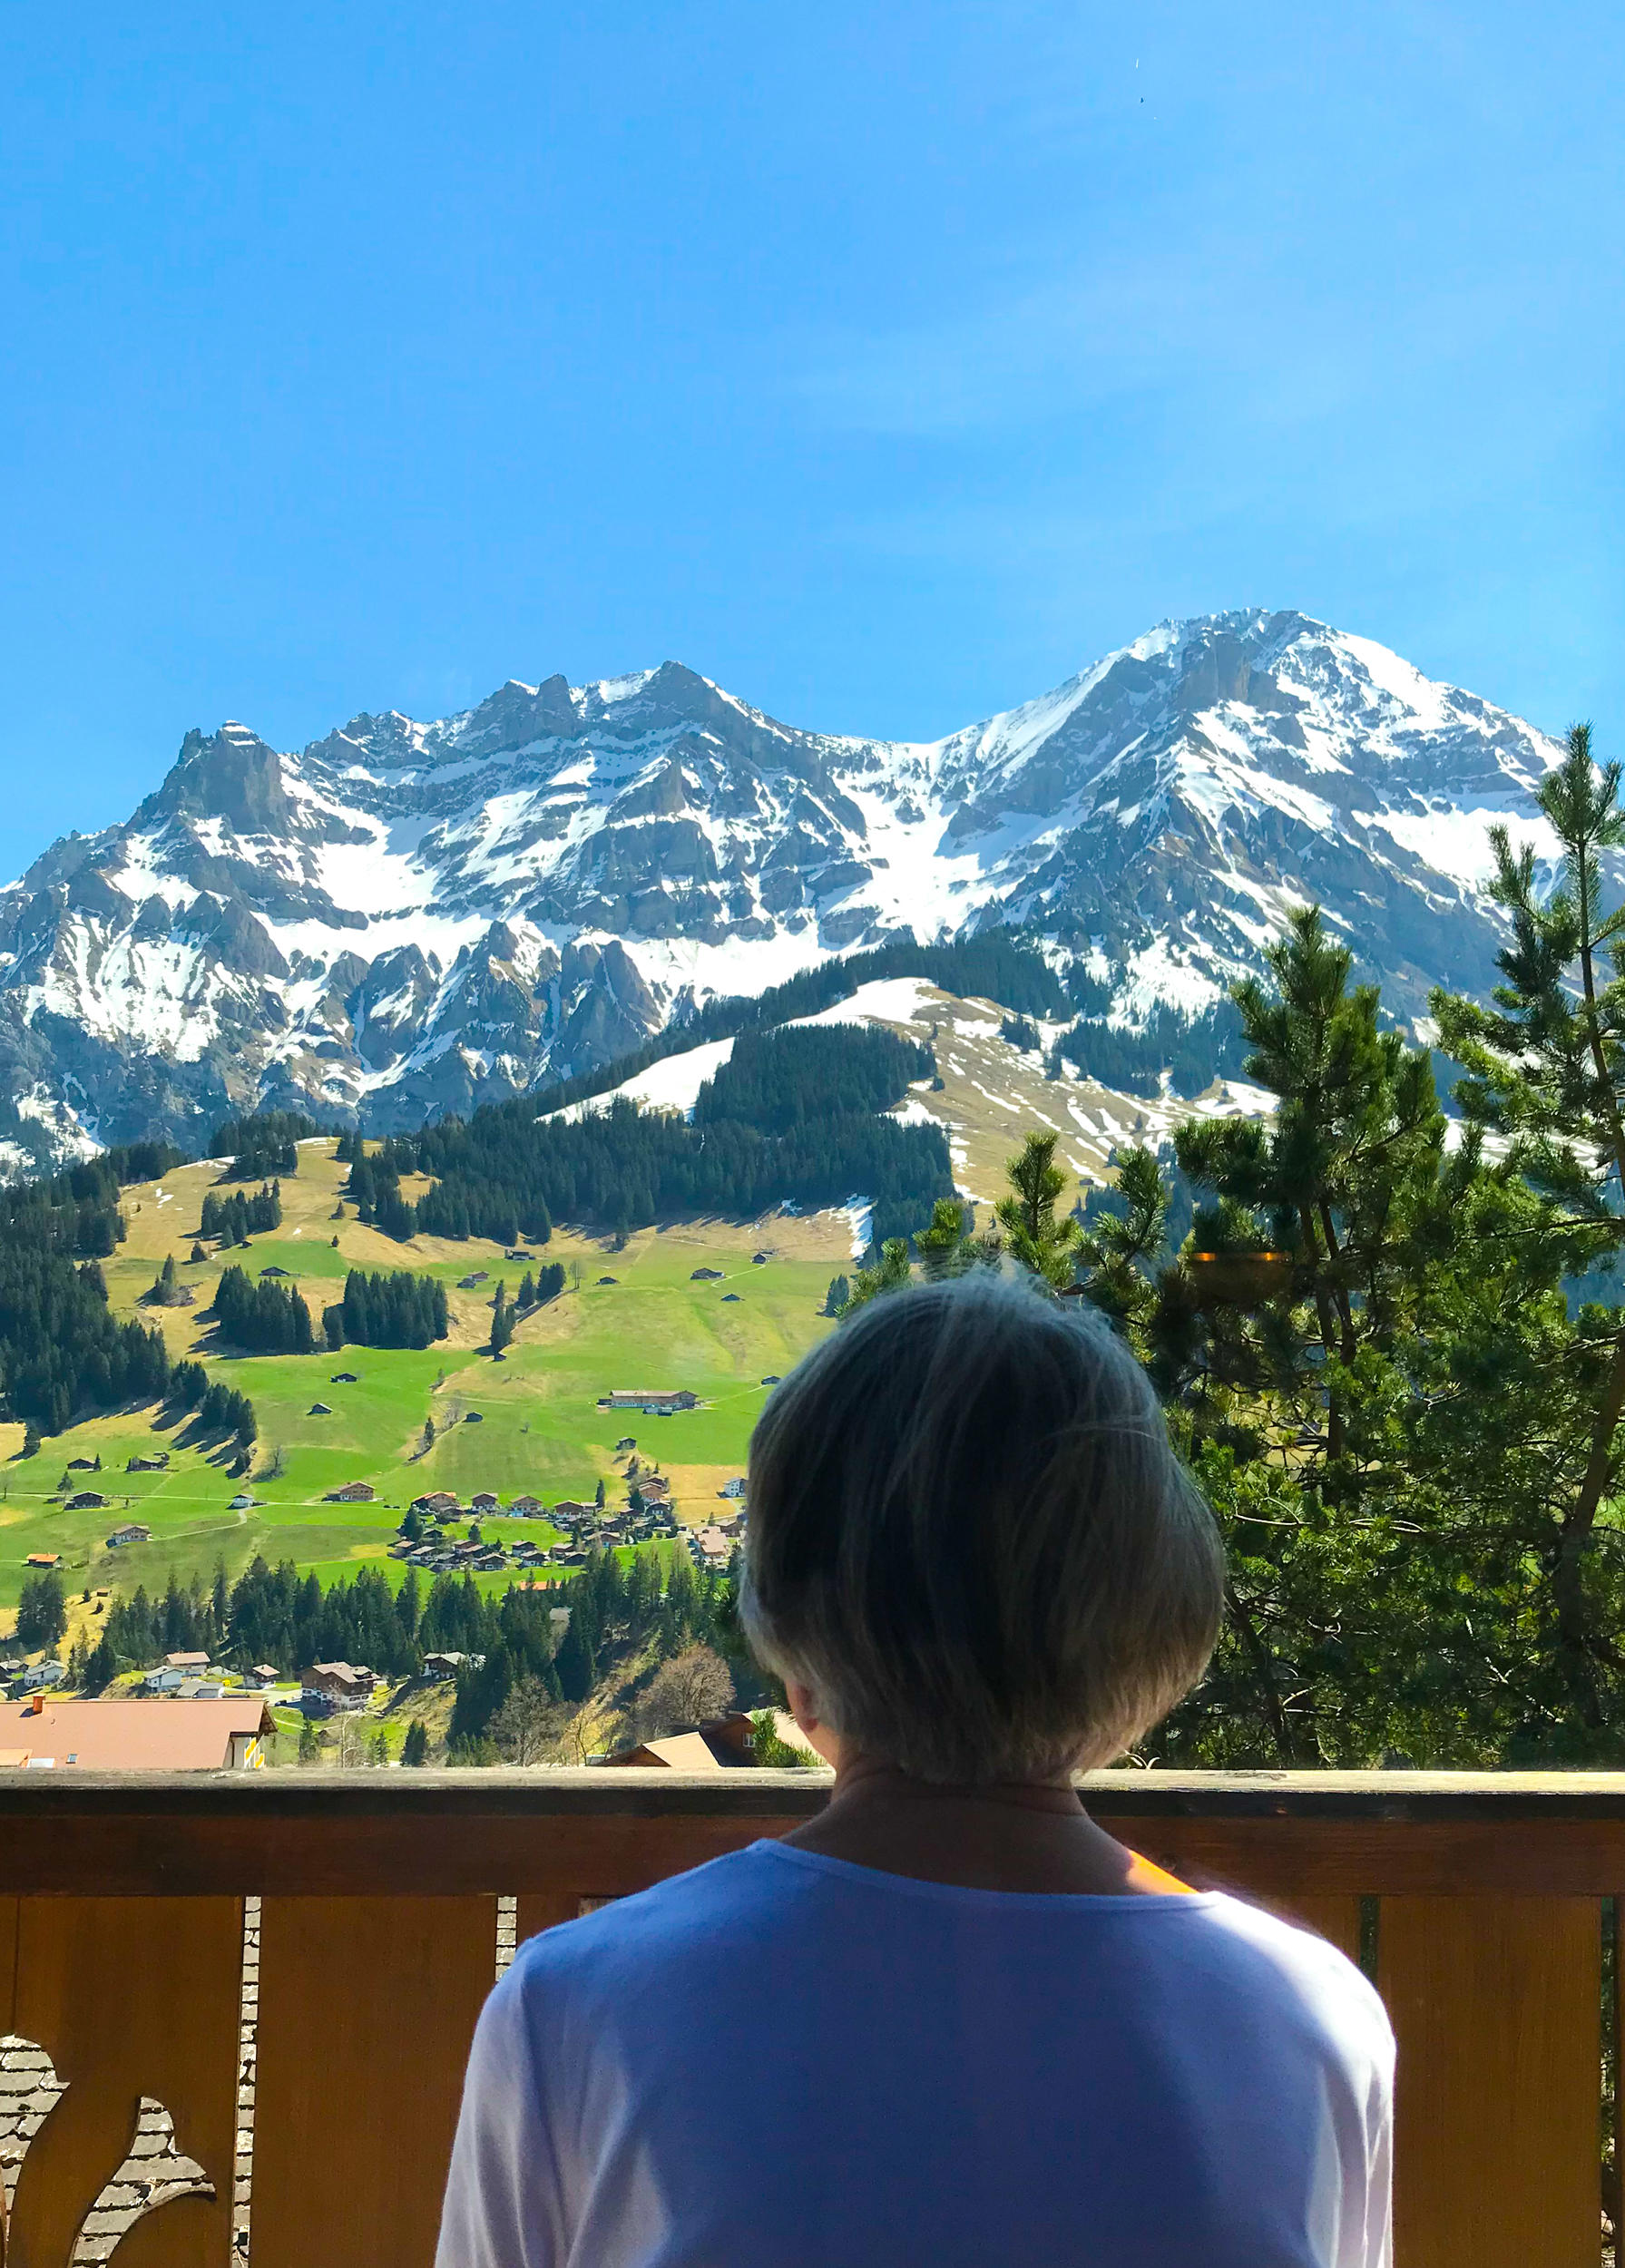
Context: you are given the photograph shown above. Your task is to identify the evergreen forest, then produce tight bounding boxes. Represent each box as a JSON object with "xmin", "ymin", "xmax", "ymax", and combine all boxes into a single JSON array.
[
  {"xmin": 209, "ymin": 1111, "xmax": 316, "ymax": 1178},
  {"xmin": 359, "ymin": 1022, "xmax": 953, "ymax": 1250},
  {"xmin": 324, "ymin": 1267, "xmax": 449, "ymax": 1351},
  {"xmin": 70, "ymin": 1543, "xmax": 740, "ymax": 1760},
  {"xmin": 210, "ymin": 1264, "xmax": 316, "ymax": 1354},
  {"xmin": 200, "ymin": 1182, "xmax": 283, "ymax": 1243},
  {"xmin": 0, "ymin": 1146, "xmax": 181, "ymax": 1432}
]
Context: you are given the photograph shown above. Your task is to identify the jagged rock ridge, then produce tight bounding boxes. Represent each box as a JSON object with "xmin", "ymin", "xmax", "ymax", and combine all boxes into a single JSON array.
[{"xmin": 0, "ymin": 611, "xmax": 1565, "ymax": 1169}]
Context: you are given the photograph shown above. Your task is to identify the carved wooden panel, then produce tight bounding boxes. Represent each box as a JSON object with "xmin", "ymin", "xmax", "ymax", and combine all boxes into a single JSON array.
[
  {"xmin": 2, "ymin": 1897, "xmax": 240, "ymax": 2268},
  {"xmin": 1, "ymin": 2038, "xmax": 68, "ymax": 2229},
  {"xmin": 251, "ymin": 1896, "xmax": 495, "ymax": 2268}
]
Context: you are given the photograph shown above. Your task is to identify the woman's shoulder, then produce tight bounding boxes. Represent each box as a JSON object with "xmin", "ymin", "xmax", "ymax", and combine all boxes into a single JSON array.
[
  {"xmin": 1185, "ymin": 1892, "xmax": 1395, "ymax": 2067},
  {"xmin": 504, "ymin": 1843, "xmax": 789, "ymax": 1994}
]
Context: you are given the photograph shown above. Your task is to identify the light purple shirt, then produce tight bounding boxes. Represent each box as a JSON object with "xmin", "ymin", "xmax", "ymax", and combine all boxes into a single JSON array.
[{"xmin": 438, "ymin": 1840, "xmax": 1393, "ymax": 2267}]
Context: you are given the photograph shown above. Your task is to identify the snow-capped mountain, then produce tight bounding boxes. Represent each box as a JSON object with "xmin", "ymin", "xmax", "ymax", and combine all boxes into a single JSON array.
[{"xmin": 0, "ymin": 610, "xmax": 1565, "ymax": 1169}]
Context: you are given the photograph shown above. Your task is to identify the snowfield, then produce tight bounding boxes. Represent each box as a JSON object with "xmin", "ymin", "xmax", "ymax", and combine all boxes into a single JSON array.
[{"xmin": 0, "ymin": 608, "xmax": 1571, "ymax": 1171}]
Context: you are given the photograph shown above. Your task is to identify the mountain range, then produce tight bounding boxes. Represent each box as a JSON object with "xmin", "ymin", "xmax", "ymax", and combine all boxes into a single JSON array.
[{"xmin": 0, "ymin": 607, "xmax": 1565, "ymax": 1174}]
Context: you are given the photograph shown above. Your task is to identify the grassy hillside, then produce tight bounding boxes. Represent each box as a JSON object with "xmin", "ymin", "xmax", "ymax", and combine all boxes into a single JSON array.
[
  {"xmin": 1, "ymin": 983, "xmax": 1174, "ymax": 1632},
  {"xmin": 0, "ymin": 1137, "xmax": 849, "ymax": 1622}
]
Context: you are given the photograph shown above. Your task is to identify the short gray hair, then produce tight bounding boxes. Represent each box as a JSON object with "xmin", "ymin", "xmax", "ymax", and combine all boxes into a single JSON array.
[{"xmin": 741, "ymin": 1272, "xmax": 1223, "ymax": 1784}]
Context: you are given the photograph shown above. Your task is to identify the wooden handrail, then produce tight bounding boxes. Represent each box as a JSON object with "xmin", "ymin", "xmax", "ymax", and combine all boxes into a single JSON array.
[{"xmin": 5, "ymin": 1767, "xmax": 1625, "ymax": 1892}]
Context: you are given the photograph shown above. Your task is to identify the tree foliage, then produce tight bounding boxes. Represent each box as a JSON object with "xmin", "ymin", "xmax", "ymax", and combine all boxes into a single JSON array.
[
  {"xmin": 377, "ymin": 1023, "xmax": 953, "ymax": 1254},
  {"xmin": 200, "ymin": 1183, "xmax": 282, "ymax": 1243},
  {"xmin": 994, "ymin": 1131, "xmax": 1083, "ymax": 1291},
  {"xmin": 325, "ymin": 1268, "xmax": 448, "ymax": 1351},
  {"xmin": 15, "ymin": 1570, "xmax": 66, "ymax": 1650},
  {"xmin": 1041, "ymin": 773, "xmax": 1625, "ymax": 1765},
  {"xmin": 0, "ymin": 1150, "xmax": 173, "ymax": 1432},
  {"xmin": 631, "ymin": 1645, "xmax": 736, "ymax": 1741},
  {"xmin": 209, "ymin": 1111, "xmax": 313, "ymax": 1178},
  {"xmin": 211, "ymin": 1264, "xmax": 314, "ymax": 1354}
]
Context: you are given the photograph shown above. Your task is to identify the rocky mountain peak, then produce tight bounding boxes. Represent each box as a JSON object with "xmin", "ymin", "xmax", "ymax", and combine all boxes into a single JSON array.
[
  {"xmin": 145, "ymin": 720, "xmax": 296, "ymax": 836},
  {"xmin": 0, "ymin": 613, "xmax": 1566, "ymax": 1173}
]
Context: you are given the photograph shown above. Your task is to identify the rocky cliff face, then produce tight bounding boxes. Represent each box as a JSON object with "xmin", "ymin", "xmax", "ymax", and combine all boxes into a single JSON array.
[{"xmin": 0, "ymin": 611, "xmax": 1566, "ymax": 1169}]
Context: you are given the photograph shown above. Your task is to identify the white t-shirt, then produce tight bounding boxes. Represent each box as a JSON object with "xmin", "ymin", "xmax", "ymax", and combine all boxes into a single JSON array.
[{"xmin": 437, "ymin": 1840, "xmax": 1393, "ymax": 2268}]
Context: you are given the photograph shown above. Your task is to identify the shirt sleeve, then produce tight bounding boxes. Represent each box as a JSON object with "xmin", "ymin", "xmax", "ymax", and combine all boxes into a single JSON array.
[
  {"xmin": 1358, "ymin": 2041, "xmax": 1395, "ymax": 2268},
  {"xmin": 436, "ymin": 1967, "xmax": 567, "ymax": 2268},
  {"xmin": 1330, "ymin": 1965, "xmax": 1394, "ymax": 2268}
]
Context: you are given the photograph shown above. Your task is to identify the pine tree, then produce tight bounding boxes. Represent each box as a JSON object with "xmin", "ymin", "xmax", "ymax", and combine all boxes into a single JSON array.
[
  {"xmin": 299, "ymin": 1715, "xmax": 320, "ymax": 1764},
  {"xmin": 840, "ymin": 1239, "xmax": 911, "ymax": 1315},
  {"xmin": 396, "ymin": 1567, "xmax": 421, "ymax": 1637},
  {"xmin": 911, "ymin": 1198, "xmax": 970, "ymax": 1279},
  {"xmin": 149, "ymin": 1253, "xmax": 184, "ymax": 1305},
  {"xmin": 1432, "ymin": 722, "xmax": 1625, "ymax": 1729},
  {"xmin": 1076, "ymin": 1147, "xmax": 1170, "ymax": 1346},
  {"xmin": 553, "ymin": 1609, "xmax": 597, "ymax": 1704},
  {"xmin": 994, "ymin": 1131, "xmax": 1083, "ymax": 1290},
  {"xmin": 16, "ymin": 1570, "xmax": 66, "ymax": 1649},
  {"xmin": 403, "ymin": 1718, "xmax": 429, "ymax": 1766}
]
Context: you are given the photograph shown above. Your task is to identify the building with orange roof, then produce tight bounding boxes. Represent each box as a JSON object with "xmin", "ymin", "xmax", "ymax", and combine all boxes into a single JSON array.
[{"xmin": 0, "ymin": 1696, "xmax": 272, "ymax": 1771}]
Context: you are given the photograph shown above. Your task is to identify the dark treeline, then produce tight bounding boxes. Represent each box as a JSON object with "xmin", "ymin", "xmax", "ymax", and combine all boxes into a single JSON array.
[
  {"xmin": 200, "ymin": 1182, "xmax": 282, "ymax": 1243},
  {"xmin": 0, "ymin": 1147, "xmax": 183, "ymax": 1433},
  {"xmin": 73, "ymin": 1549, "xmax": 735, "ymax": 1738},
  {"xmin": 79, "ymin": 1557, "xmax": 408, "ymax": 1689},
  {"xmin": 448, "ymin": 1543, "xmax": 737, "ymax": 1755},
  {"xmin": 694, "ymin": 1025, "xmax": 934, "ymax": 1136},
  {"xmin": 171, "ymin": 1357, "xmax": 257, "ymax": 1443},
  {"xmin": 0, "ymin": 1248, "xmax": 171, "ymax": 1433},
  {"xmin": 1, "ymin": 1141, "xmax": 182, "ymax": 1261},
  {"xmin": 78, "ymin": 1565, "xmax": 231, "ymax": 1687},
  {"xmin": 325, "ymin": 1268, "xmax": 448, "ymax": 1350},
  {"xmin": 18, "ymin": 1569, "xmax": 67, "ymax": 1649},
  {"xmin": 523, "ymin": 929, "xmax": 1070, "ymax": 1122},
  {"xmin": 344, "ymin": 1152, "xmax": 427, "ymax": 1240},
  {"xmin": 516, "ymin": 1262, "xmax": 566, "ymax": 1309},
  {"xmin": 1053, "ymin": 1001, "xmax": 1249, "ymax": 1099},
  {"xmin": 210, "ymin": 1264, "xmax": 315, "ymax": 1354},
  {"xmin": 370, "ymin": 1023, "xmax": 952, "ymax": 1251},
  {"xmin": 209, "ymin": 1110, "xmax": 315, "ymax": 1178}
]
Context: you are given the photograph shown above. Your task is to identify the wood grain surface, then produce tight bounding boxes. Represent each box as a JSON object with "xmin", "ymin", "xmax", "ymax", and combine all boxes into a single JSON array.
[
  {"xmin": 251, "ymin": 1896, "xmax": 495, "ymax": 2268},
  {"xmin": 1380, "ymin": 1895, "xmax": 1601, "ymax": 2268},
  {"xmin": 6, "ymin": 1771, "xmax": 1625, "ymax": 1896}
]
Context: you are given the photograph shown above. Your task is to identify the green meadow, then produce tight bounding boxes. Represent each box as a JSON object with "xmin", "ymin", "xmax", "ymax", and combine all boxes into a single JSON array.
[{"xmin": 0, "ymin": 1139, "xmax": 849, "ymax": 1618}]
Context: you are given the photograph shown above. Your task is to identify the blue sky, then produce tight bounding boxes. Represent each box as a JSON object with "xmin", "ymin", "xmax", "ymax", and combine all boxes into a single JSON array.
[{"xmin": 2, "ymin": 1, "xmax": 1620, "ymax": 860}]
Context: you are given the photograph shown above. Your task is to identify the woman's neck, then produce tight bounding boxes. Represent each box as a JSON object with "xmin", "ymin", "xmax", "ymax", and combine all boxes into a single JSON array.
[{"xmin": 782, "ymin": 1753, "xmax": 1183, "ymax": 1895}]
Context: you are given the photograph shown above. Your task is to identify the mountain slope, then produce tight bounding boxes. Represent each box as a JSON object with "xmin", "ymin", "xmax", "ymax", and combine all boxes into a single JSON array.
[{"xmin": 0, "ymin": 611, "xmax": 1565, "ymax": 1168}]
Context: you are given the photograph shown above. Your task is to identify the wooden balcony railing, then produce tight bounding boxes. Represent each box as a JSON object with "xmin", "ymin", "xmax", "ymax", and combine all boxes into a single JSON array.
[{"xmin": 2, "ymin": 1768, "xmax": 1621, "ymax": 2267}]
